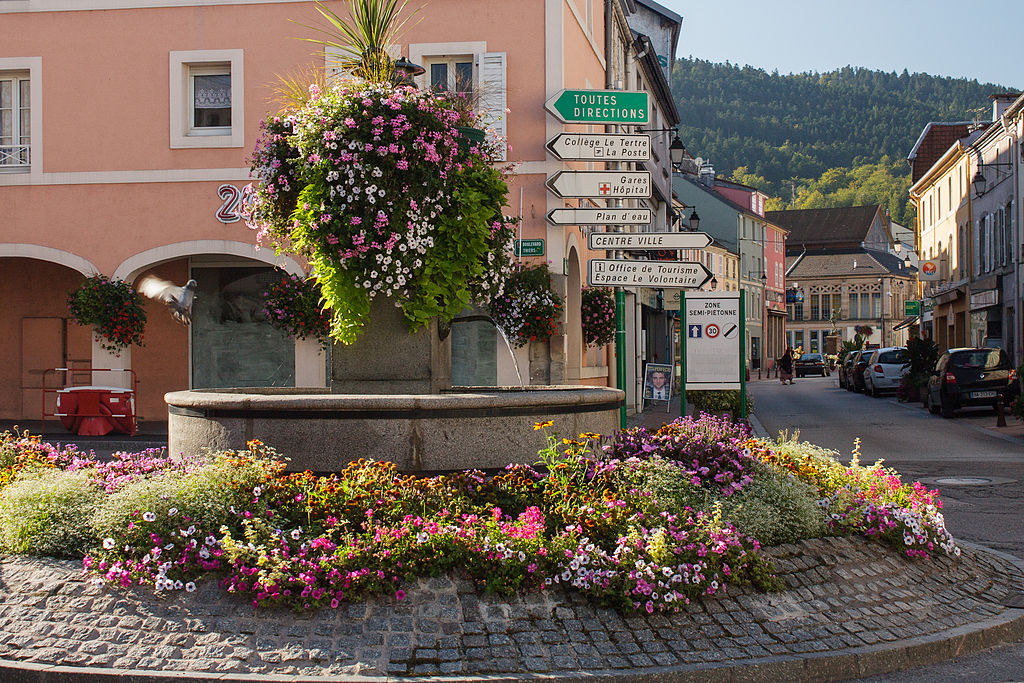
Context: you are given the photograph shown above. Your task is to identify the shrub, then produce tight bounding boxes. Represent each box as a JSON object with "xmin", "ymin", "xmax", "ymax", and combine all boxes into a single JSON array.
[
  {"xmin": 689, "ymin": 390, "xmax": 753, "ymax": 416},
  {"xmin": 718, "ymin": 466, "xmax": 825, "ymax": 546},
  {"xmin": 0, "ymin": 469, "xmax": 103, "ymax": 557}
]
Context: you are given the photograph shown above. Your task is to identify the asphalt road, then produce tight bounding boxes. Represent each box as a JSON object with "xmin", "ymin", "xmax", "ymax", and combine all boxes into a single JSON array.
[{"xmin": 751, "ymin": 375, "xmax": 1024, "ymax": 682}]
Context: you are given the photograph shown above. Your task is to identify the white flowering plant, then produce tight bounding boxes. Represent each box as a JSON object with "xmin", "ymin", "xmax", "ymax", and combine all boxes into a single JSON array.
[
  {"xmin": 489, "ymin": 264, "xmax": 563, "ymax": 347},
  {"xmin": 245, "ymin": 81, "xmax": 517, "ymax": 344}
]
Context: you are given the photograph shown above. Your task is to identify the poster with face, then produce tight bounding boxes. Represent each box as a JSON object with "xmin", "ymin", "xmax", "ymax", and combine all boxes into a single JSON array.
[{"xmin": 644, "ymin": 363, "xmax": 673, "ymax": 401}]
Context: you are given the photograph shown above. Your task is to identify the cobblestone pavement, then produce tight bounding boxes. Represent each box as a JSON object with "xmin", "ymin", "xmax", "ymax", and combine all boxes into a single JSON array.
[{"xmin": 1, "ymin": 536, "xmax": 1023, "ymax": 680}]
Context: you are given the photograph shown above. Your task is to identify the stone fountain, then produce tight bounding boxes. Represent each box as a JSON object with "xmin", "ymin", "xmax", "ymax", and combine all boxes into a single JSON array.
[{"xmin": 166, "ymin": 298, "xmax": 623, "ymax": 472}]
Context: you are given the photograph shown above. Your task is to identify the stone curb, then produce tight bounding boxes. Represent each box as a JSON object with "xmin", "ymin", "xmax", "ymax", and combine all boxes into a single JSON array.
[{"xmin": 2, "ymin": 540, "xmax": 1023, "ymax": 683}]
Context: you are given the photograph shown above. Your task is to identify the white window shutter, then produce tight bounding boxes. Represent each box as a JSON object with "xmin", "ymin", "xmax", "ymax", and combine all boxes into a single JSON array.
[{"xmin": 477, "ymin": 52, "xmax": 507, "ymax": 161}]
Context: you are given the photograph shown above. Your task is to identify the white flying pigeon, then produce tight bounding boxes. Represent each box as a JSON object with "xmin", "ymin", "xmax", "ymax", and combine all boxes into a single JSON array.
[{"xmin": 138, "ymin": 275, "xmax": 197, "ymax": 325}]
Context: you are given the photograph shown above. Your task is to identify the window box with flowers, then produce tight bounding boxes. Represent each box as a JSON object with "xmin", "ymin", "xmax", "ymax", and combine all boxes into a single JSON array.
[
  {"xmin": 66, "ymin": 275, "xmax": 147, "ymax": 354},
  {"xmin": 263, "ymin": 272, "xmax": 332, "ymax": 348},
  {"xmin": 488, "ymin": 265, "xmax": 563, "ymax": 348},
  {"xmin": 581, "ymin": 286, "xmax": 615, "ymax": 347}
]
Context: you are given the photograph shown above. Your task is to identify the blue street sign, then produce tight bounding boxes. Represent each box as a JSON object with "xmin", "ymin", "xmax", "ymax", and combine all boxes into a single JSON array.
[{"xmin": 688, "ymin": 324, "xmax": 702, "ymax": 338}]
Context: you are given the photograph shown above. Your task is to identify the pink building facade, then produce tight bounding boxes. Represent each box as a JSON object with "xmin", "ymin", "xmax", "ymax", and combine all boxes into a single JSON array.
[{"xmin": 1, "ymin": 0, "xmax": 681, "ymax": 422}]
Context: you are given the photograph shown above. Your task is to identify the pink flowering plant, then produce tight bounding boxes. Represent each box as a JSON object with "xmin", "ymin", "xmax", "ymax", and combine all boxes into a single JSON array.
[
  {"xmin": 581, "ymin": 286, "xmax": 615, "ymax": 347},
  {"xmin": 263, "ymin": 272, "xmax": 331, "ymax": 346},
  {"xmin": 245, "ymin": 81, "xmax": 517, "ymax": 344},
  {"xmin": 488, "ymin": 265, "xmax": 563, "ymax": 347}
]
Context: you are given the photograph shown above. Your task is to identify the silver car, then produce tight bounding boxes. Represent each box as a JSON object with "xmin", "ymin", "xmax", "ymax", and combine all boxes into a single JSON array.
[{"xmin": 862, "ymin": 346, "xmax": 910, "ymax": 397}]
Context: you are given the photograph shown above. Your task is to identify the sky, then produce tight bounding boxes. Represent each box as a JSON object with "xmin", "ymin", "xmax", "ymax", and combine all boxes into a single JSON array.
[{"xmin": 661, "ymin": 0, "xmax": 1024, "ymax": 90}]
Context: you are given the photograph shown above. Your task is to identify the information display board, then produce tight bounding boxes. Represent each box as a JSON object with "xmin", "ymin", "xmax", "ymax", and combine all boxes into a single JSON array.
[{"xmin": 683, "ymin": 291, "xmax": 741, "ymax": 390}]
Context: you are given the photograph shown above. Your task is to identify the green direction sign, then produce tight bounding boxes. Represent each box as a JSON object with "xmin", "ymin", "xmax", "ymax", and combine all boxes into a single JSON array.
[
  {"xmin": 544, "ymin": 89, "xmax": 649, "ymax": 124},
  {"xmin": 904, "ymin": 300, "xmax": 921, "ymax": 316},
  {"xmin": 515, "ymin": 239, "xmax": 545, "ymax": 257}
]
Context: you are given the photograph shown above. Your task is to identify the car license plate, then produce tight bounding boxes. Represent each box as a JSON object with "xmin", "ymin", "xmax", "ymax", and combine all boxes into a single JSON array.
[{"xmin": 971, "ymin": 390, "xmax": 997, "ymax": 399}]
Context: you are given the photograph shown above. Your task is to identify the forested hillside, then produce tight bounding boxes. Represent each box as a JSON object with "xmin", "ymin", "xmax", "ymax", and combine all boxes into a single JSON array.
[{"xmin": 671, "ymin": 59, "xmax": 1010, "ymax": 225}]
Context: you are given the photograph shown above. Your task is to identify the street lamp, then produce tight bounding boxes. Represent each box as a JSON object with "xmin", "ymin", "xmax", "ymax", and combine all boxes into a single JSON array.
[
  {"xmin": 686, "ymin": 208, "xmax": 700, "ymax": 232},
  {"xmin": 669, "ymin": 135, "xmax": 686, "ymax": 166}
]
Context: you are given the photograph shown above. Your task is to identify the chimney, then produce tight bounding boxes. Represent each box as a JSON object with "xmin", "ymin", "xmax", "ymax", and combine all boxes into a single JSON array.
[
  {"xmin": 699, "ymin": 160, "xmax": 715, "ymax": 187},
  {"xmin": 991, "ymin": 93, "xmax": 1021, "ymax": 121}
]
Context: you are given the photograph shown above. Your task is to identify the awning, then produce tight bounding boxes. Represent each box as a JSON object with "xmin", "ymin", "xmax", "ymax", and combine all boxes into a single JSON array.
[{"xmin": 893, "ymin": 316, "xmax": 920, "ymax": 331}]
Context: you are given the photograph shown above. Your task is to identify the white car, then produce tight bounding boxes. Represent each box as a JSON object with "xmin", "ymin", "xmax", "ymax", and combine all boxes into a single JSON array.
[{"xmin": 862, "ymin": 346, "xmax": 910, "ymax": 397}]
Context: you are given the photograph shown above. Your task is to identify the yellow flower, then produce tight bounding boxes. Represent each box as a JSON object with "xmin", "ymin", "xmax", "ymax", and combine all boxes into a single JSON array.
[{"xmin": 533, "ymin": 420, "xmax": 554, "ymax": 430}]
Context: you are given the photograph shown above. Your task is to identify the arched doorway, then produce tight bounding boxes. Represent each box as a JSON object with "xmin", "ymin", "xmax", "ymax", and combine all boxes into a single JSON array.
[
  {"xmin": 565, "ymin": 244, "xmax": 583, "ymax": 383},
  {"xmin": 0, "ymin": 248, "xmax": 98, "ymax": 420}
]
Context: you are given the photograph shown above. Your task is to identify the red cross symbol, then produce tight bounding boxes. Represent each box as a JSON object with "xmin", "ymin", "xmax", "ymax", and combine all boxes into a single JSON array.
[{"xmin": 598, "ymin": 182, "xmax": 611, "ymax": 195}]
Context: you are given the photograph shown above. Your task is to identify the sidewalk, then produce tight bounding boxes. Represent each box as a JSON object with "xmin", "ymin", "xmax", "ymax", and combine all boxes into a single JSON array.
[{"xmin": 0, "ymin": 418, "xmax": 169, "ymax": 458}]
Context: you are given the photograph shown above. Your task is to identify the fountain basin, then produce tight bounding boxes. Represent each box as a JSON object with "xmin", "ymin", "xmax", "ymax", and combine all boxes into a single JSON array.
[{"xmin": 165, "ymin": 386, "xmax": 624, "ymax": 472}]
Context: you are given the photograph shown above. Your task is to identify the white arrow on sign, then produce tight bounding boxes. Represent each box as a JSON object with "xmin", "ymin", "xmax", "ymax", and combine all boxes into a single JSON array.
[
  {"xmin": 546, "ymin": 208, "xmax": 652, "ymax": 226},
  {"xmin": 587, "ymin": 259, "xmax": 713, "ymax": 289},
  {"xmin": 588, "ymin": 232, "xmax": 713, "ymax": 250},
  {"xmin": 545, "ymin": 133, "xmax": 651, "ymax": 161},
  {"xmin": 545, "ymin": 171, "xmax": 651, "ymax": 199}
]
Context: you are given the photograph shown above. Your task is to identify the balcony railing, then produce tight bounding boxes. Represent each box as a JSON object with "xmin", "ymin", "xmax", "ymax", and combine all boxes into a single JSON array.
[{"xmin": 0, "ymin": 145, "xmax": 30, "ymax": 168}]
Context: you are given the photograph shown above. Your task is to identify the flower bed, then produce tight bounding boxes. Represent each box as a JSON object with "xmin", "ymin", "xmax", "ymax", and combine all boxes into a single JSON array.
[{"xmin": 0, "ymin": 416, "xmax": 957, "ymax": 616}]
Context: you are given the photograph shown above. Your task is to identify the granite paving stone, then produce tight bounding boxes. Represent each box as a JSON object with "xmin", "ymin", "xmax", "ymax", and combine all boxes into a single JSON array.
[{"xmin": 0, "ymin": 537, "xmax": 1020, "ymax": 680}]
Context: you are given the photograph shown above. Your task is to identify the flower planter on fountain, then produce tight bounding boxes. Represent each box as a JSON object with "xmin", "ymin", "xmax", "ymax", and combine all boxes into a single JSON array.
[{"xmin": 166, "ymin": 81, "xmax": 622, "ymax": 472}]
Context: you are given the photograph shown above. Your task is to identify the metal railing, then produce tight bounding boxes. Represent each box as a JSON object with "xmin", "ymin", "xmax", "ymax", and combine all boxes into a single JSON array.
[{"xmin": 0, "ymin": 145, "xmax": 30, "ymax": 167}]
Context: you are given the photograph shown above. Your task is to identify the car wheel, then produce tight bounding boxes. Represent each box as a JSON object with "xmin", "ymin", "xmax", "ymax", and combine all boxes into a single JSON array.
[
  {"xmin": 940, "ymin": 395, "xmax": 955, "ymax": 418},
  {"xmin": 822, "ymin": 368, "xmax": 827, "ymax": 377},
  {"xmin": 926, "ymin": 392, "xmax": 939, "ymax": 414},
  {"xmin": 870, "ymin": 381, "xmax": 880, "ymax": 398}
]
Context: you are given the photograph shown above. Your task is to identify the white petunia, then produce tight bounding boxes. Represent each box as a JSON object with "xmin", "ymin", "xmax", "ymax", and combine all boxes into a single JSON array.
[{"xmin": 103, "ymin": 538, "xmax": 116, "ymax": 550}]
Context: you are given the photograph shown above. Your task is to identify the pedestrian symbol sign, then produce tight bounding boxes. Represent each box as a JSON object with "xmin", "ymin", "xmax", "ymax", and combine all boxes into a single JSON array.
[{"xmin": 688, "ymin": 324, "xmax": 702, "ymax": 338}]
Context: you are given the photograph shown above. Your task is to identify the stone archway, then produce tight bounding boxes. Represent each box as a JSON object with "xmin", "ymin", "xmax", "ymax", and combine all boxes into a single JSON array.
[{"xmin": 0, "ymin": 248, "xmax": 99, "ymax": 419}]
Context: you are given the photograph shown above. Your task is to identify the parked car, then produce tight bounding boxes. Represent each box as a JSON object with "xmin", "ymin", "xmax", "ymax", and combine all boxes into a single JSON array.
[
  {"xmin": 850, "ymin": 350, "xmax": 872, "ymax": 393},
  {"xmin": 794, "ymin": 352, "xmax": 829, "ymax": 377},
  {"xmin": 925, "ymin": 347, "xmax": 1020, "ymax": 418},
  {"xmin": 862, "ymin": 347, "xmax": 910, "ymax": 397}
]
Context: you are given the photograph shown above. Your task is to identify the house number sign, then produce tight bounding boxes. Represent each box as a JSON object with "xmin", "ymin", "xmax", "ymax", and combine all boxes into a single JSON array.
[{"xmin": 216, "ymin": 184, "xmax": 253, "ymax": 224}]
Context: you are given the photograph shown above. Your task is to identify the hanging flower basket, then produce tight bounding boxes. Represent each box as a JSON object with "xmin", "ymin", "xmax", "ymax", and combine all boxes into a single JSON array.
[
  {"xmin": 263, "ymin": 272, "xmax": 332, "ymax": 347},
  {"xmin": 244, "ymin": 81, "xmax": 517, "ymax": 345},
  {"xmin": 581, "ymin": 286, "xmax": 615, "ymax": 347},
  {"xmin": 67, "ymin": 275, "xmax": 147, "ymax": 353},
  {"xmin": 489, "ymin": 265, "xmax": 563, "ymax": 347}
]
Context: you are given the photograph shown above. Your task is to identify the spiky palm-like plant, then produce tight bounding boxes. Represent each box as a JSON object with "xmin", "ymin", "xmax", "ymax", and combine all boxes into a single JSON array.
[{"xmin": 300, "ymin": 0, "xmax": 418, "ymax": 84}]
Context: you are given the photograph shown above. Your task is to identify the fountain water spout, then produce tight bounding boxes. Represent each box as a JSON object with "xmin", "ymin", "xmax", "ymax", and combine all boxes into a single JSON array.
[{"xmin": 440, "ymin": 314, "xmax": 524, "ymax": 387}]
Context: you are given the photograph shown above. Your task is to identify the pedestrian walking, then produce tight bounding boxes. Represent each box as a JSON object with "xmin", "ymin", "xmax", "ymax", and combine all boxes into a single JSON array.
[{"xmin": 778, "ymin": 347, "xmax": 795, "ymax": 385}]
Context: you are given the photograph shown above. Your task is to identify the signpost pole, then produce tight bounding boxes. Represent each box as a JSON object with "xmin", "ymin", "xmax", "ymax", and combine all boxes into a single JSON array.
[
  {"xmin": 739, "ymin": 290, "xmax": 748, "ymax": 420},
  {"xmin": 616, "ymin": 288, "xmax": 626, "ymax": 429},
  {"xmin": 680, "ymin": 291, "xmax": 686, "ymax": 419}
]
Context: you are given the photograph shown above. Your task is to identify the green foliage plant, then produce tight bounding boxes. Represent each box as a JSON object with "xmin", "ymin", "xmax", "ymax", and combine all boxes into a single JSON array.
[
  {"xmin": 300, "ymin": 0, "xmax": 419, "ymax": 85},
  {"xmin": 905, "ymin": 336, "xmax": 939, "ymax": 389},
  {"xmin": 0, "ymin": 470, "xmax": 103, "ymax": 558},
  {"xmin": 689, "ymin": 390, "xmax": 753, "ymax": 416},
  {"xmin": 67, "ymin": 275, "xmax": 147, "ymax": 353}
]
